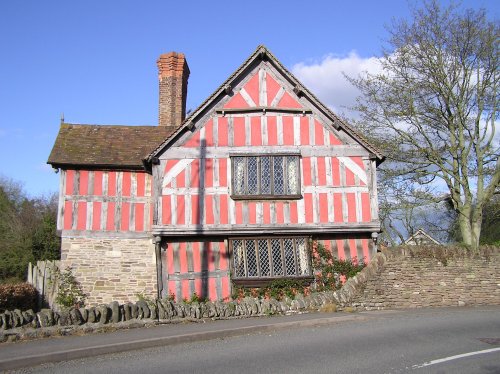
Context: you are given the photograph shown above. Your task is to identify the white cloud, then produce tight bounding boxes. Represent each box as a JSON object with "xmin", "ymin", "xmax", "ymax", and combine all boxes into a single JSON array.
[{"xmin": 291, "ymin": 51, "xmax": 381, "ymax": 116}]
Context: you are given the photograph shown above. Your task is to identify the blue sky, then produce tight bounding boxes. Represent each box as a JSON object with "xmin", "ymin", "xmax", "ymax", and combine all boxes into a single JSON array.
[{"xmin": 0, "ymin": 0, "xmax": 497, "ymax": 197}]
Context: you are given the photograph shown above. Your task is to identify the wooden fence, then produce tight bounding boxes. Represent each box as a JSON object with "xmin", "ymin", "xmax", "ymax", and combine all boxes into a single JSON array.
[{"xmin": 27, "ymin": 260, "xmax": 60, "ymax": 310}]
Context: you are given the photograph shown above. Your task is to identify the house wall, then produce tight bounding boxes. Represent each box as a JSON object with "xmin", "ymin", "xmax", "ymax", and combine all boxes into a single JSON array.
[
  {"xmin": 316, "ymin": 235, "xmax": 374, "ymax": 262},
  {"xmin": 161, "ymin": 235, "xmax": 373, "ymax": 303},
  {"xmin": 159, "ymin": 140, "xmax": 374, "ymax": 229},
  {"xmin": 60, "ymin": 237, "xmax": 157, "ymax": 305},
  {"xmin": 55, "ymin": 65, "xmax": 381, "ymax": 305},
  {"xmin": 154, "ymin": 66, "xmax": 379, "ymax": 302},
  {"xmin": 58, "ymin": 170, "xmax": 153, "ymax": 233},
  {"xmin": 161, "ymin": 239, "xmax": 231, "ymax": 302},
  {"xmin": 58, "ymin": 169, "xmax": 157, "ymax": 305},
  {"xmin": 155, "ymin": 66, "xmax": 379, "ymax": 251}
]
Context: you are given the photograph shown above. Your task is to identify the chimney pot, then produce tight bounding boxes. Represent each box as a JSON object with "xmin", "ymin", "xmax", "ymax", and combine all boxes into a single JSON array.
[{"xmin": 157, "ymin": 52, "xmax": 190, "ymax": 127}]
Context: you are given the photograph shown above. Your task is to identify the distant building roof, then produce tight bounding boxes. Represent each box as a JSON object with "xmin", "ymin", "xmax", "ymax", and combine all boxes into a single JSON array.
[
  {"xmin": 47, "ymin": 123, "xmax": 175, "ymax": 170},
  {"xmin": 404, "ymin": 228, "xmax": 441, "ymax": 246}
]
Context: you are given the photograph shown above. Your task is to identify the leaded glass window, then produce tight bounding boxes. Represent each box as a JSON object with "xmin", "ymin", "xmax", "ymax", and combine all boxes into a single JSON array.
[
  {"xmin": 230, "ymin": 237, "xmax": 311, "ymax": 280},
  {"xmin": 231, "ymin": 155, "xmax": 301, "ymax": 198}
]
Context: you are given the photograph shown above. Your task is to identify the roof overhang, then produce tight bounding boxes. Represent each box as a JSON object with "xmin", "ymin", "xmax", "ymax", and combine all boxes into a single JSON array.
[{"xmin": 145, "ymin": 45, "xmax": 385, "ymax": 166}]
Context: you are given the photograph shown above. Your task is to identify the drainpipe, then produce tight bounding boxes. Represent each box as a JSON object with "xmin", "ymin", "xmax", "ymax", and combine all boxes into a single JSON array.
[{"xmin": 154, "ymin": 236, "xmax": 163, "ymax": 300}]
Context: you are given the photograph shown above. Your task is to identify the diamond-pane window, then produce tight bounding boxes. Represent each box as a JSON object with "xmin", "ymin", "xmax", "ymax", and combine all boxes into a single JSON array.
[
  {"xmin": 231, "ymin": 155, "xmax": 300, "ymax": 198},
  {"xmin": 233, "ymin": 157, "xmax": 246, "ymax": 195},
  {"xmin": 286, "ymin": 156, "xmax": 299, "ymax": 194},
  {"xmin": 233, "ymin": 239, "xmax": 245, "ymax": 277},
  {"xmin": 271, "ymin": 239, "xmax": 283, "ymax": 276},
  {"xmin": 247, "ymin": 157, "xmax": 258, "ymax": 194},
  {"xmin": 246, "ymin": 240, "xmax": 258, "ymax": 277},
  {"xmin": 284, "ymin": 239, "xmax": 296, "ymax": 275},
  {"xmin": 261, "ymin": 156, "xmax": 272, "ymax": 194},
  {"xmin": 296, "ymin": 238, "xmax": 309, "ymax": 275},
  {"xmin": 258, "ymin": 240, "xmax": 270, "ymax": 276},
  {"xmin": 273, "ymin": 157, "xmax": 285, "ymax": 195},
  {"xmin": 230, "ymin": 237, "xmax": 310, "ymax": 280}
]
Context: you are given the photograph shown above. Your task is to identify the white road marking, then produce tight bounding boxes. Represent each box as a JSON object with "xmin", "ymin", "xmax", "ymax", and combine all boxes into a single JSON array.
[{"xmin": 412, "ymin": 347, "xmax": 500, "ymax": 369}]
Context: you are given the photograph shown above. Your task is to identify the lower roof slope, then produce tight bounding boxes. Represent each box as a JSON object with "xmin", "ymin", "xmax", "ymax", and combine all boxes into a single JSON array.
[{"xmin": 48, "ymin": 123, "xmax": 175, "ymax": 170}]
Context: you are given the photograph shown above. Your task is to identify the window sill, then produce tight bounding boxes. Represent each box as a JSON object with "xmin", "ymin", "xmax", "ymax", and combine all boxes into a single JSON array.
[
  {"xmin": 230, "ymin": 194, "xmax": 303, "ymax": 201},
  {"xmin": 232, "ymin": 276, "xmax": 314, "ymax": 288}
]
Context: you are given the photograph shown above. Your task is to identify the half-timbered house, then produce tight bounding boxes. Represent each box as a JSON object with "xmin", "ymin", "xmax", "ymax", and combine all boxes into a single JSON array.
[{"xmin": 48, "ymin": 46, "xmax": 384, "ymax": 305}]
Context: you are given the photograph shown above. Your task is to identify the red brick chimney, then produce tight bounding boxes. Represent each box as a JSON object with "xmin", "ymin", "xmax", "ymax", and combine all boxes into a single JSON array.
[{"xmin": 157, "ymin": 52, "xmax": 190, "ymax": 127}]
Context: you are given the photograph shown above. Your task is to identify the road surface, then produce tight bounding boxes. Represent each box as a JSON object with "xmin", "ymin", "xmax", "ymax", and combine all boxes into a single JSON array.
[{"xmin": 8, "ymin": 306, "xmax": 500, "ymax": 373}]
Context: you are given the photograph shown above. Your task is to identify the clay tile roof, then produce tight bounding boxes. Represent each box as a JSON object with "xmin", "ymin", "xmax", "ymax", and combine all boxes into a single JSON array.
[{"xmin": 47, "ymin": 123, "xmax": 175, "ymax": 170}]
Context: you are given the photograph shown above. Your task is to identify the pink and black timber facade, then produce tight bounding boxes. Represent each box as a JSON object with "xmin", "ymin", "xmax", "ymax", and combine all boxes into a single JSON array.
[{"xmin": 48, "ymin": 46, "xmax": 384, "ymax": 306}]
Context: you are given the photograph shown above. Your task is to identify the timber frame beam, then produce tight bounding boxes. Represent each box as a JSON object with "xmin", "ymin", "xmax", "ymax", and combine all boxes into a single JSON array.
[
  {"xmin": 152, "ymin": 223, "xmax": 381, "ymax": 237},
  {"xmin": 216, "ymin": 107, "xmax": 313, "ymax": 115}
]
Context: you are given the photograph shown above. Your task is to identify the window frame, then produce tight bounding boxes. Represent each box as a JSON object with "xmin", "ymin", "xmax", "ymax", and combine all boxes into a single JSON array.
[
  {"xmin": 230, "ymin": 153, "xmax": 302, "ymax": 200},
  {"xmin": 229, "ymin": 236, "xmax": 313, "ymax": 287}
]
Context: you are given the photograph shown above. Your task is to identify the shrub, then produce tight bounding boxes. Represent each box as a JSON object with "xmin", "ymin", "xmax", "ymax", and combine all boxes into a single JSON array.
[
  {"xmin": 231, "ymin": 241, "xmax": 367, "ymax": 300},
  {"xmin": 52, "ymin": 267, "xmax": 86, "ymax": 309},
  {"xmin": 231, "ymin": 279, "xmax": 308, "ymax": 301},
  {"xmin": 310, "ymin": 241, "xmax": 366, "ymax": 292},
  {"xmin": 181, "ymin": 292, "xmax": 208, "ymax": 304},
  {"xmin": 0, "ymin": 282, "xmax": 38, "ymax": 312}
]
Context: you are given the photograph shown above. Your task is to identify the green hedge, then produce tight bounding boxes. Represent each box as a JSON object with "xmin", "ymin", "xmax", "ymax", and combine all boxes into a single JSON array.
[{"xmin": 0, "ymin": 283, "xmax": 38, "ymax": 312}]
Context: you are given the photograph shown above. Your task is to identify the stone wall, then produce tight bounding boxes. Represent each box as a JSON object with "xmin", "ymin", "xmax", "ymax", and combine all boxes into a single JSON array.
[
  {"xmin": 337, "ymin": 246, "xmax": 500, "ymax": 310},
  {"xmin": 0, "ymin": 293, "xmax": 341, "ymax": 342},
  {"xmin": 61, "ymin": 237, "xmax": 157, "ymax": 306}
]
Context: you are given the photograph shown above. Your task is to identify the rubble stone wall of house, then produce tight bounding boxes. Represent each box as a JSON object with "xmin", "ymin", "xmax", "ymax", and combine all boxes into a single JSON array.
[
  {"xmin": 336, "ymin": 246, "xmax": 500, "ymax": 310},
  {"xmin": 60, "ymin": 237, "xmax": 157, "ymax": 306}
]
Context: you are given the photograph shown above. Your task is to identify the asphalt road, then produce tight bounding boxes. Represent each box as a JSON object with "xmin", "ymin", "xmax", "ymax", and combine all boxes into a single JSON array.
[{"xmin": 7, "ymin": 307, "xmax": 500, "ymax": 374}]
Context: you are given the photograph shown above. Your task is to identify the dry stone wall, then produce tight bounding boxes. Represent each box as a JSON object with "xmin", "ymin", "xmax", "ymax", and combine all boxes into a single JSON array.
[
  {"xmin": 61, "ymin": 237, "xmax": 157, "ymax": 305},
  {"xmin": 338, "ymin": 246, "xmax": 500, "ymax": 310},
  {"xmin": 0, "ymin": 293, "xmax": 340, "ymax": 342}
]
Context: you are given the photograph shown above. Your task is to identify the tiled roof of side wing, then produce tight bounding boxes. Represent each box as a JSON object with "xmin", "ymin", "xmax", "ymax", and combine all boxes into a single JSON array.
[{"xmin": 48, "ymin": 123, "xmax": 175, "ymax": 169}]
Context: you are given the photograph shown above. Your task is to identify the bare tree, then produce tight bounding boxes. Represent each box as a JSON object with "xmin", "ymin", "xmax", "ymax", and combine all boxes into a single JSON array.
[
  {"xmin": 377, "ymin": 169, "xmax": 454, "ymax": 246},
  {"xmin": 348, "ymin": 1, "xmax": 499, "ymax": 250}
]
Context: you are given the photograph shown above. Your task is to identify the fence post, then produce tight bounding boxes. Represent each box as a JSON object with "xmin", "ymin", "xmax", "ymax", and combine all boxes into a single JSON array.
[{"xmin": 27, "ymin": 260, "xmax": 60, "ymax": 310}]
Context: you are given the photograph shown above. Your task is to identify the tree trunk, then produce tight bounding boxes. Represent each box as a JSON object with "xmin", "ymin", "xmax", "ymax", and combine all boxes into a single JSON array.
[
  {"xmin": 458, "ymin": 209, "xmax": 481, "ymax": 251},
  {"xmin": 458, "ymin": 213, "xmax": 473, "ymax": 248},
  {"xmin": 471, "ymin": 213, "xmax": 482, "ymax": 251}
]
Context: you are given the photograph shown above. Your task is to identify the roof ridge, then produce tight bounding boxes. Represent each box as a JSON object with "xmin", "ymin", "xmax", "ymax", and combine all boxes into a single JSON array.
[
  {"xmin": 146, "ymin": 45, "xmax": 385, "ymax": 163},
  {"xmin": 61, "ymin": 122, "xmax": 157, "ymax": 128}
]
